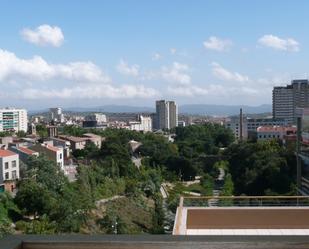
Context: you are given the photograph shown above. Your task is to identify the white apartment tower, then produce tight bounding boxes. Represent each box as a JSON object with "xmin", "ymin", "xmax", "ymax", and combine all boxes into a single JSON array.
[
  {"xmin": 0, "ymin": 108, "xmax": 28, "ymax": 133},
  {"xmin": 155, "ymin": 100, "xmax": 178, "ymax": 130},
  {"xmin": 273, "ymin": 79, "xmax": 309, "ymax": 124}
]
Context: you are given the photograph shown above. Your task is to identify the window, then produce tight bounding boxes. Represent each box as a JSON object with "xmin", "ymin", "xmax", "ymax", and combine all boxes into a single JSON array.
[
  {"xmin": 12, "ymin": 160, "xmax": 16, "ymax": 168},
  {"xmin": 5, "ymin": 172, "xmax": 9, "ymax": 180},
  {"xmin": 59, "ymin": 153, "xmax": 62, "ymax": 160},
  {"xmin": 4, "ymin": 162, "xmax": 9, "ymax": 169},
  {"xmin": 12, "ymin": 170, "xmax": 17, "ymax": 179}
]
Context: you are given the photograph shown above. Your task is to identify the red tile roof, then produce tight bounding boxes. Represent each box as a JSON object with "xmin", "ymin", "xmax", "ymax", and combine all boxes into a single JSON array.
[
  {"xmin": 18, "ymin": 146, "xmax": 37, "ymax": 155},
  {"xmin": 45, "ymin": 144, "xmax": 61, "ymax": 153},
  {"xmin": 0, "ymin": 149, "xmax": 17, "ymax": 158}
]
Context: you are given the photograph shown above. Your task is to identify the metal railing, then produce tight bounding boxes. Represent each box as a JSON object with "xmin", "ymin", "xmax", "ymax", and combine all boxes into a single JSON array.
[{"xmin": 180, "ymin": 196, "xmax": 309, "ymax": 207}]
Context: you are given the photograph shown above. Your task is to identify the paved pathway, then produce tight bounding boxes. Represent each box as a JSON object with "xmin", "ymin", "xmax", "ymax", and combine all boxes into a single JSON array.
[{"xmin": 208, "ymin": 168, "xmax": 225, "ymax": 206}]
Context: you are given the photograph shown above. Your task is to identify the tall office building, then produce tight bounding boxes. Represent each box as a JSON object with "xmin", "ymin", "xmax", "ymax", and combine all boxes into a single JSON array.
[
  {"xmin": 273, "ymin": 79, "xmax": 309, "ymax": 124},
  {"xmin": 49, "ymin": 107, "xmax": 64, "ymax": 123},
  {"xmin": 0, "ymin": 108, "xmax": 28, "ymax": 133},
  {"xmin": 155, "ymin": 100, "xmax": 178, "ymax": 130}
]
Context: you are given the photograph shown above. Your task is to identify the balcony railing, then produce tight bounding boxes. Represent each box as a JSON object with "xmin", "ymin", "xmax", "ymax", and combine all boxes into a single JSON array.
[{"xmin": 180, "ymin": 196, "xmax": 309, "ymax": 207}]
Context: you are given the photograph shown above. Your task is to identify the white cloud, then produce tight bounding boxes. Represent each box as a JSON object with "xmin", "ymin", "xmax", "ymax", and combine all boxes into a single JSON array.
[
  {"xmin": 0, "ymin": 49, "xmax": 110, "ymax": 83},
  {"xmin": 0, "ymin": 49, "xmax": 159, "ymax": 100},
  {"xmin": 167, "ymin": 85, "xmax": 208, "ymax": 97},
  {"xmin": 21, "ymin": 25, "xmax": 64, "ymax": 47},
  {"xmin": 117, "ymin": 59, "xmax": 140, "ymax": 77},
  {"xmin": 162, "ymin": 62, "xmax": 191, "ymax": 85},
  {"xmin": 258, "ymin": 34, "xmax": 299, "ymax": 52},
  {"xmin": 152, "ymin": 53, "xmax": 162, "ymax": 61},
  {"xmin": 211, "ymin": 62, "xmax": 249, "ymax": 82},
  {"xmin": 22, "ymin": 84, "xmax": 159, "ymax": 99},
  {"xmin": 203, "ymin": 36, "xmax": 232, "ymax": 51}
]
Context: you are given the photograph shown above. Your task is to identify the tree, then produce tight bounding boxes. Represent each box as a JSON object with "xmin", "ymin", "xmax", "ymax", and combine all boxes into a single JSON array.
[
  {"xmin": 35, "ymin": 124, "xmax": 48, "ymax": 138},
  {"xmin": 224, "ymin": 141, "xmax": 296, "ymax": 195}
]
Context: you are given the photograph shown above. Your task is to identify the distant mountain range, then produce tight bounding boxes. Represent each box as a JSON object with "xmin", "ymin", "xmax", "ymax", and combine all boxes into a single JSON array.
[{"xmin": 30, "ymin": 104, "xmax": 271, "ymax": 116}]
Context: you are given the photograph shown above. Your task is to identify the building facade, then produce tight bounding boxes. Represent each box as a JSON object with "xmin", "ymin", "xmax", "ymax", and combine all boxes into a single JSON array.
[
  {"xmin": 256, "ymin": 126, "xmax": 296, "ymax": 141},
  {"xmin": 273, "ymin": 79, "xmax": 309, "ymax": 124},
  {"xmin": 30, "ymin": 143, "xmax": 64, "ymax": 170},
  {"xmin": 0, "ymin": 108, "xmax": 27, "ymax": 133},
  {"xmin": 129, "ymin": 115, "xmax": 152, "ymax": 132},
  {"xmin": 85, "ymin": 113, "xmax": 107, "ymax": 123},
  {"xmin": 226, "ymin": 117, "xmax": 287, "ymax": 140},
  {"xmin": 0, "ymin": 150, "xmax": 19, "ymax": 192},
  {"xmin": 155, "ymin": 100, "xmax": 178, "ymax": 130}
]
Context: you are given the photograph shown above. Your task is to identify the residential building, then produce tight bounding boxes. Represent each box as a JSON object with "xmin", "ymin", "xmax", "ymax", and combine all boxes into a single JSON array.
[
  {"xmin": 0, "ymin": 149, "xmax": 19, "ymax": 193},
  {"xmin": 226, "ymin": 116, "xmax": 288, "ymax": 140},
  {"xmin": 30, "ymin": 143, "xmax": 64, "ymax": 170},
  {"xmin": 0, "ymin": 108, "xmax": 28, "ymax": 133},
  {"xmin": 178, "ymin": 121, "xmax": 186, "ymax": 127},
  {"xmin": 8, "ymin": 146, "xmax": 39, "ymax": 163},
  {"xmin": 273, "ymin": 79, "xmax": 309, "ymax": 124},
  {"xmin": 0, "ymin": 137, "xmax": 13, "ymax": 149},
  {"xmin": 85, "ymin": 113, "xmax": 107, "ymax": 123},
  {"xmin": 58, "ymin": 135, "xmax": 88, "ymax": 151},
  {"xmin": 256, "ymin": 126, "xmax": 296, "ymax": 141},
  {"xmin": 83, "ymin": 133, "xmax": 104, "ymax": 148},
  {"xmin": 51, "ymin": 137, "xmax": 71, "ymax": 158},
  {"xmin": 83, "ymin": 113, "xmax": 107, "ymax": 129},
  {"xmin": 49, "ymin": 107, "xmax": 64, "ymax": 123},
  {"xmin": 225, "ymin": 116, "xmax": 248, "ymax": 140},
  {"xmin": 168, "ymin": 101, "xmax": 178, "ymax": 129},
  {"xmin": 155, "ymin": 100, "xmax": 178, "ymax": 130},
  {"xmin": 129, "ymin": 115, "xmax": 152, "ymax": 132}
]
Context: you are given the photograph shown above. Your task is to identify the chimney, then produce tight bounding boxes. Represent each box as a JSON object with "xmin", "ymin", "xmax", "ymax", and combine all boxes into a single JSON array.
[{"xmin": 239, "ymin": 108, "xmax": 243, "ymax": 141}]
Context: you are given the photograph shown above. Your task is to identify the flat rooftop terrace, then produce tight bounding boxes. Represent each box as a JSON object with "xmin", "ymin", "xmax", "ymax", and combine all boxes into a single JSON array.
[{"xmin": 173, "ymin": 196, "xmax": 309, "ymax": 235}]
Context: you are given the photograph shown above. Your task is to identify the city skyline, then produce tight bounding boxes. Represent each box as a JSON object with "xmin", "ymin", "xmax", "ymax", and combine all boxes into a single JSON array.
[{"xmin": 1, "ymin": 1, "xmax": 309, "ymax": 109}]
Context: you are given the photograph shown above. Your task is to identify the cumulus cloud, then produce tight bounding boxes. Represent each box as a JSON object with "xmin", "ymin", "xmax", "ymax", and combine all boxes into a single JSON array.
[
  {"xmin": 0, "ymin": 49, "xmax": 159, "ymax": 100},
  {"xmin": 0, "ymin": 49, "xmax": 110, "ymax": 83},
  {"xmin": 116, "ymin": 59, "xmax": 140, "ymax": 77},
  {"xmin": 211, "ymin": 62, "xmax": 249, "ymax": 82},
  {"xmin": 258, "ymin": 34, "xmax": 299, "ymax": 52},
  {"xmin": 162, "ymin": 62, "xmax": 191, "ymax": 85},
  {"xmin": 203, "ymin": 36, "xmax": 232, "ymax": 51},
  {"xmin": 21, "ymin": 25, "xmax": 64, "ymax": 47}
]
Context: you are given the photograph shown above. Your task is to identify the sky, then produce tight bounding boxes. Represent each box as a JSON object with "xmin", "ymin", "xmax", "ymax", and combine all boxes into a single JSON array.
[{"xmin": 1, "ymin": 0, "xmax": 309, "ymax": 109}]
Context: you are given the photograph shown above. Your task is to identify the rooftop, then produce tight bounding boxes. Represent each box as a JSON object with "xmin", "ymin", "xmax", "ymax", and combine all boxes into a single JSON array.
[
  {"xmin": 58, "ymin": 135, "xmax": 88, "ymax": 143},
  {"xmin": 83, "ymin": 133, "xmax": 102, "ymax": 139},
  {"xmin": 257, "ymin": 126, "xmax": 296, "ymax": 133},
  {"xmin": 0, "ymin": 149, "xmax": 17, "ymax": 157},
  {"xmin": 173, "ymin": 196, "xmax": 309, "ymax": 236},
  {"xmin": 18, "ymin": 146, "xmax": 37, "ymax": 155}
]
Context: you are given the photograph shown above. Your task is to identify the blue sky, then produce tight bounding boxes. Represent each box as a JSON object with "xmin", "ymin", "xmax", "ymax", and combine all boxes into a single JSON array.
[{"xmin": 0, "ymin": 0, "xmax": 309, "ymax": 109}]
